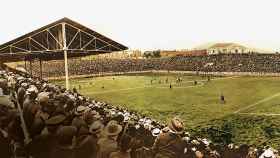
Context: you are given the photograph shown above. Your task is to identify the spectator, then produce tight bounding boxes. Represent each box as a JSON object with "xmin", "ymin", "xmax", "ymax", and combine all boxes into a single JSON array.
[
  {"xmin": 50, "ymin": 126, "xmax": 77, "ymax": 158},
  {"xmin": 152, "ymin": 117, "xmax": 186, "ymax": 158},
  {"xmin": 97, "ymin": 120, "xmax": 123, "ymax": 158}
]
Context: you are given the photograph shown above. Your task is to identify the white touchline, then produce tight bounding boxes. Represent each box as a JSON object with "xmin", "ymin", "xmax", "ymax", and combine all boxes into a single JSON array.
[
  {"xmin": 234, "ymin": 92, "xmax": 280, "ymax": 114},
  {"xmin": 237, "ymin": 112, "xmax": 280, "ymax": 116}
]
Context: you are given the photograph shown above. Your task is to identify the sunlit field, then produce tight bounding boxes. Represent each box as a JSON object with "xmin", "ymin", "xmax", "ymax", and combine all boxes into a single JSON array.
[{"xmin": 53, "ymin": 73, "xmax": 280, "ymax": 146}]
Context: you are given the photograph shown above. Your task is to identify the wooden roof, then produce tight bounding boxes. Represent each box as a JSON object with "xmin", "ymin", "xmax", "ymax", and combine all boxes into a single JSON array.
[{"xmin": 0, "ymin": 17, "xmax": 128, "ymax": 62}]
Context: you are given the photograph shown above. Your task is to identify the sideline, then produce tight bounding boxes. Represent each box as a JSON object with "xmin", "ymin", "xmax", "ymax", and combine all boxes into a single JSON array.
[
  {"xmin": 233, "ymin": 92, "xmax": 280, "ymax": 114},
  {"xmin": 237, "ymin": 112, "xmax": 280, "ymax": 116}
]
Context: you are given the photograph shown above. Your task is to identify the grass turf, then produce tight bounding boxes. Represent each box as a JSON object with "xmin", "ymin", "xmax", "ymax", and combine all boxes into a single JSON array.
[{"xmin": 53, "ymin": 73, "xmax": 280, "ymax": 147}]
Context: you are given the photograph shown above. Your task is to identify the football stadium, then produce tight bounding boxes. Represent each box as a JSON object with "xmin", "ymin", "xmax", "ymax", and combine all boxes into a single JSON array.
[{"xmin": 1, "ymin": 4, "xmax": 280, "ymax": 158}]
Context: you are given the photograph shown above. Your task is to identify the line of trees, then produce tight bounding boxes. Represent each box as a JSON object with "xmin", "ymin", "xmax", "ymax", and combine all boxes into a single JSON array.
[{"xmin": 143, "ymin": 50, "xmax": 161, "ymax": 58}]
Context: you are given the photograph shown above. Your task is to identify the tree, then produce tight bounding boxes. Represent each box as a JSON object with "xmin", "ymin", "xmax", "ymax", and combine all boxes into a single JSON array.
[{"xmin": 143, "ymin": 50, "xmax": 161, "ymax": 58}]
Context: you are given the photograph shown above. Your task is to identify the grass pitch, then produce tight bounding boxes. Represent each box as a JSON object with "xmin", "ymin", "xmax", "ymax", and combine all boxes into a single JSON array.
[{"xmin": 53, "ymin": 73, "xmax": 280, "ymax": 147}]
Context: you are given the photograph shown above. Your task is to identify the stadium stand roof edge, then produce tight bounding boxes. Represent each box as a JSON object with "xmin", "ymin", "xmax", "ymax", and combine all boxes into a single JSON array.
[{"xmin": 0, "ymin": 17, "xmax": 128, "ymax": 62}]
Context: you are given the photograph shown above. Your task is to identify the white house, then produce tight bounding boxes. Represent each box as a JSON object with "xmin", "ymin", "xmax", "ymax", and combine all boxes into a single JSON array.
[{"xmin": 207, "ymin": 43, "xmax": 252, "ymax": 55}]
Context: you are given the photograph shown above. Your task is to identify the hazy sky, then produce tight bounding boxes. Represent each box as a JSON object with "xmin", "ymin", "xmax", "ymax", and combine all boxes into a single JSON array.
[{"xmin": 0, "ymin": 0, "xmax": 279, "ymax": 51}]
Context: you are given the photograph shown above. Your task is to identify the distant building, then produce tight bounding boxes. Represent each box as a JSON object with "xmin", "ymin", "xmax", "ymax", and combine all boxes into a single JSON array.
[
  {"xmin": 158, "ymin": 43, "xmax": 256, "ymax": 57},
  {"xmin": 97, "ymin": 50, "xmax": 143, "ymax": 59},
  {"xmin": 160, "ymin": 49, "xmax": 207, "ymax": 57},
  {"xmin": 207, "ymin": 43, "xmax": 252, "ymax": 55}
]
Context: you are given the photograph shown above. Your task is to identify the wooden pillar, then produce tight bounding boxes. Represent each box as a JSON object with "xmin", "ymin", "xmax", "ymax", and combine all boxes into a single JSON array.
[
  {"xmin": 24, "ymin": 58, "xmax": 27, "ymax": 70},
  {"xmin": 29, "ymin": 60, "xmax": 32, "ymax": 77},
  {"xmin": 39, "ymin": 58, "xmax": 43, "ymax": 80},
  {"xmin": 62, "ymin": 23, "xmax": 69, "ymax": 90}
]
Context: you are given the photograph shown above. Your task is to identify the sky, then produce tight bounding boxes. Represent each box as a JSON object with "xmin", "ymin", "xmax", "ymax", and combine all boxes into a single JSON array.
[{"xmin": 0, "ymin": 0, "xmax": 280, "ymax": 51}]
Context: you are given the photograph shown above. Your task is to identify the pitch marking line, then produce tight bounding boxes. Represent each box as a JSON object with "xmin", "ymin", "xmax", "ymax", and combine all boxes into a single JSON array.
[
  {"xmin": 237, "ymin": 112, "xmax": 280, "ymax": 116},
  {"xmin": 84, "ymin": 76, "xmax": 238, "ymax": 95},
  {"xmin": 234, "ymin": 92, "xmax": 280, "ymax": 114}
]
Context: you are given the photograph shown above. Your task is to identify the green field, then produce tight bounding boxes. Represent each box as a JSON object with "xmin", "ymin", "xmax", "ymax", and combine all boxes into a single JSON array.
[{"xmin": 53, "ymin": 73, "xmax": 280, "ymax": 147}]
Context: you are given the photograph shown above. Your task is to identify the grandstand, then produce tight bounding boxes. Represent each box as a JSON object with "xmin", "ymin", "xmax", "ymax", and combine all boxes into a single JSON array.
[{"xmin": 17, "ymin": 53, "xmax": 280, "ymax": 79}]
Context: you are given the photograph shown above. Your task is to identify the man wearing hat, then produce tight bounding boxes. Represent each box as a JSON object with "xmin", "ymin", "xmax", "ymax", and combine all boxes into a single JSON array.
[
  {"xmin": 74, "ymin": 120, "xmax": 104, "ymax": 158},
  {"xmin": 23, "ymin": 85, "xmax": 39, "ymax": 128},
  {"xmin": 152, "ymin": 117, "xmax": 186, "ymax": 158},
  {"xmin": 17, "ymin": 82, "xmax": 28, "ymax": 107},
  {"xmin": 37, "ymin": 92, "xmax": 55, "ymax": 118},
  {"xmin": 97, "ymin": 121, "xmax": 123, "ymax": 158},
  {"xmin": 27, "ymin": 114, "xmax": 66, "ymax": 158},
  {"xmin": 109, "ymin": 134, "xmax": 132, "ymax": 158},
  {"xmin": 28, "ymin": 92, "xmax": 52, "ymax": 138},
  {"xmin": 71, "ymin": 106, "xmax": 88, "ymax": 133},
  {"xmin": 50, "ymin": 126, "xmax": 77, "ymax": 158},
  {"xmin": 84, "ymin": 110, "xmax": 101, "ymax": 126},
  {"xmin": 89, "ymin": 120, "xmax": 104, "ymax": 140}
]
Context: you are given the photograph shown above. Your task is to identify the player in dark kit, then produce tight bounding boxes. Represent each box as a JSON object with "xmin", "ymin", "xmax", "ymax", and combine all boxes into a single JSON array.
[
  {"xmin": 194, "ymin": 80, "xmax": 197, "ymax": 85},
  {"xmin": 220, "ymin": 93, "xmax": 226, "ymax": 104}
]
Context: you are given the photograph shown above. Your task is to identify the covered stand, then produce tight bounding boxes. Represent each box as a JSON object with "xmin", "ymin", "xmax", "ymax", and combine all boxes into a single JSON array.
[{"xmin": 0, "ymin": 17, "xmax": 128, "ymax": 89}]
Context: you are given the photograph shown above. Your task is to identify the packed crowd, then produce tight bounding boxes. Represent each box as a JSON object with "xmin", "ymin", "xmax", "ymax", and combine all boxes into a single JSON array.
[
  {"xmin": 26, "ymin": 54, "xmax": 280, "ymax": 78},
  {"xmin": 1, "ymin": 64, "xmax": 279, "ymax": 158}
]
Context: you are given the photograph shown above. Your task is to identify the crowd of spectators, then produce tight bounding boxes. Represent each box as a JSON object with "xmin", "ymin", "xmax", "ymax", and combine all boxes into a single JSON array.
[
  {"xmin": 1, "ymin": 61, "xmax": 280, "ymax": 157},
  {"xmin": 26, "ymin": 54, "xmax": 280, "ymax": 78}
]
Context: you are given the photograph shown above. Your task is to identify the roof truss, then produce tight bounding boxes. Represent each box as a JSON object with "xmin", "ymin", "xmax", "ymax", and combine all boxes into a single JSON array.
[{"xmin": 0, "ymin": 18, "xmax": 128, "ymax": 62}]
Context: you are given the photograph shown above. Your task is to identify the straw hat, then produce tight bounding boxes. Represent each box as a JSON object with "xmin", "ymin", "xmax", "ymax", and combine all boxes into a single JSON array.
[
  {"xmin": 168, "ymin": 117, "xmax": 184, "ymax": 134},
  {"xmin": 152, "ymin": 128, "xmax": 161, "ymax": 137},
  {"xmin": 91, "ymin": 110, "xmax": 101, "ymax": 119},
  {"xmin": 75, "ymin": 106, "xmax": 87, "ymax": 115},
  {"xmin": 89, "ymin": 120, "xmax": 104, "ymax": 134},
  {"xmin": 103, "ymin": 121, "xmax": 122, "ymax": 136},
  {"xmin": 262, "ymin": 148, "xmax": 275, "ymax": 158},
  {"xmin": 27, "ymin": 85, "xmax": 38, "ymax": 94},
  {"xmin": 37, "ymin": 92, "xmax": 49, "ymax": 103}
]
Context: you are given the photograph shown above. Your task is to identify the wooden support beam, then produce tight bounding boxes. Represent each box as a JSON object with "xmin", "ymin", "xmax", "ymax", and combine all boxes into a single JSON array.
[
  {"xmin": 39, "ymin": 58, "xmax": 42, "ymax": 80},
  {"xmin": 29, "ymin": 60, "xmax": 32, "ymax": 77}
]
